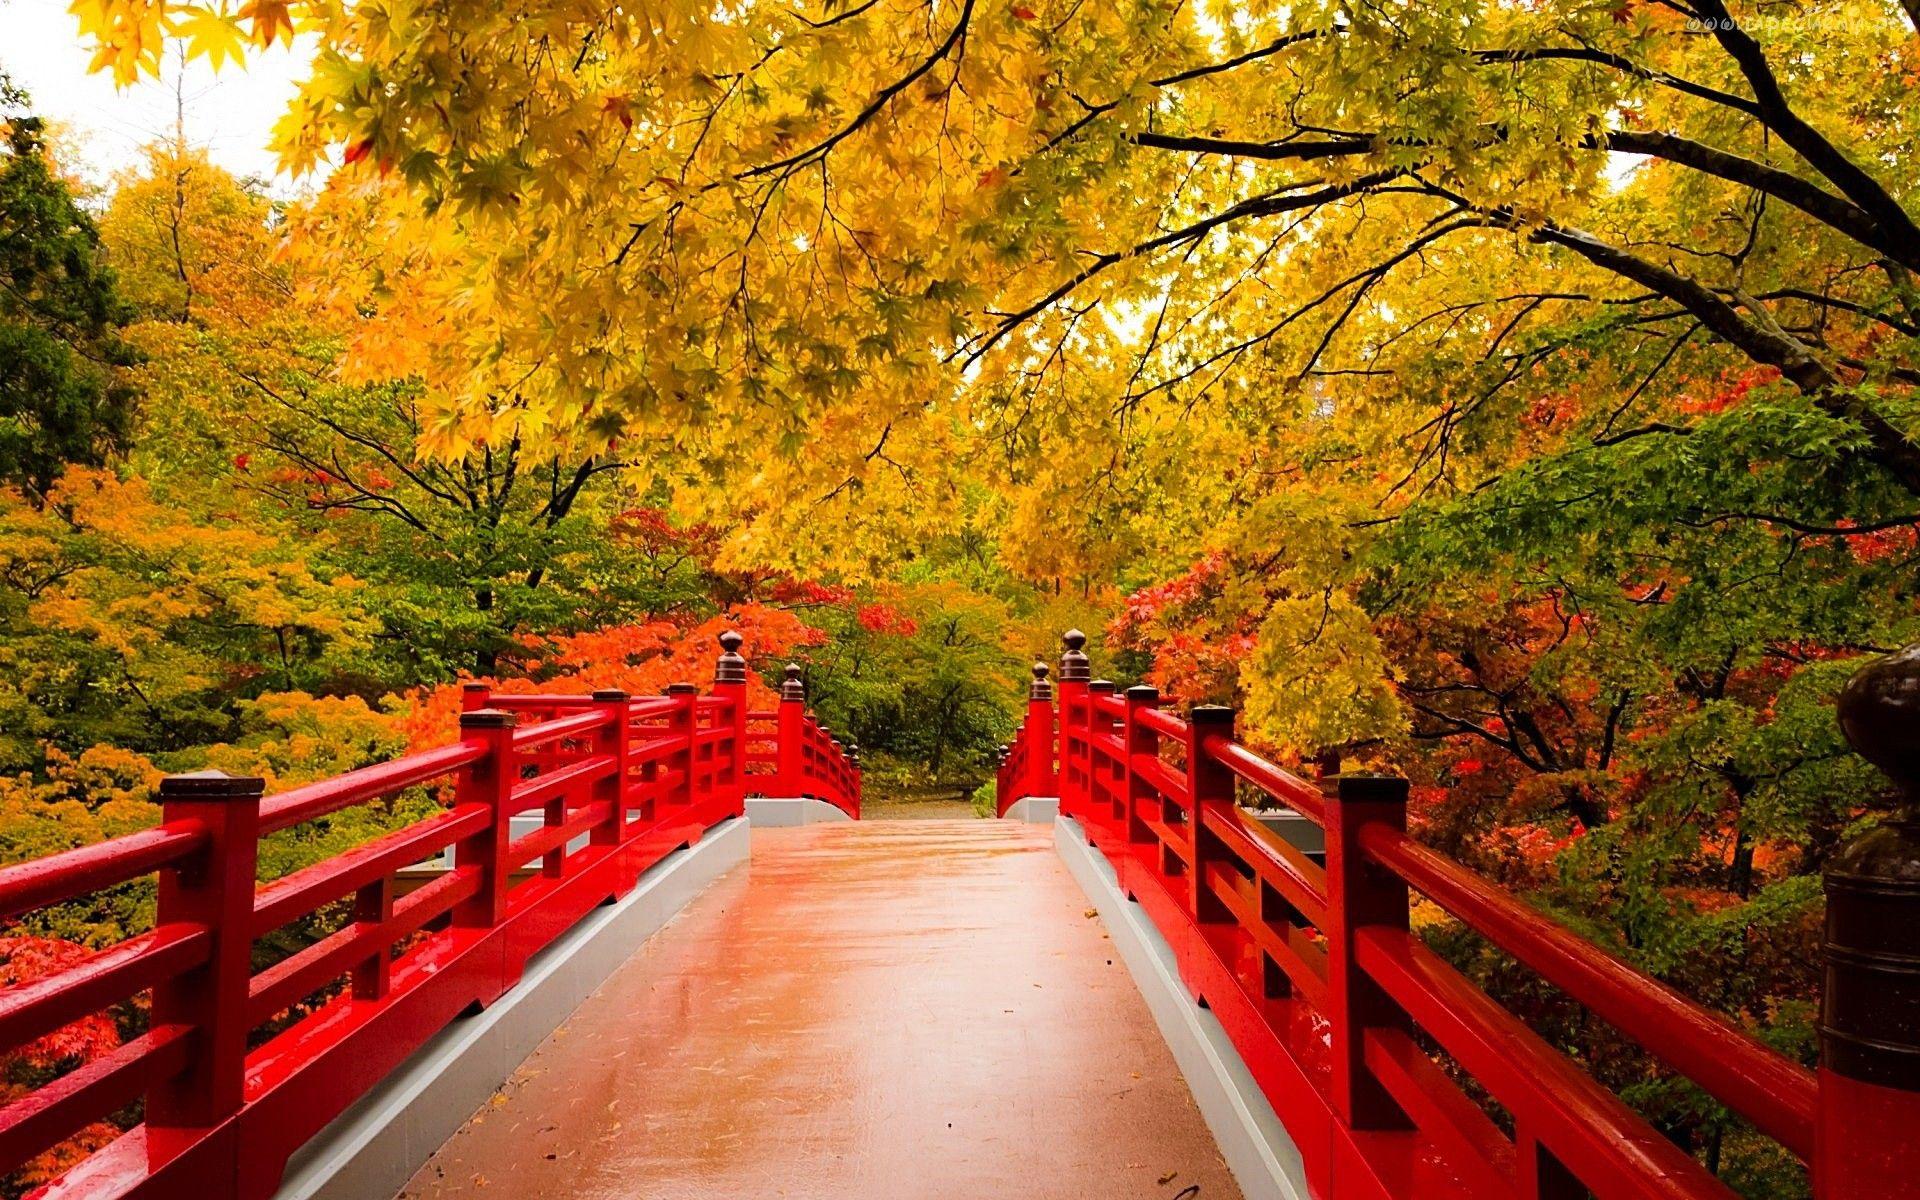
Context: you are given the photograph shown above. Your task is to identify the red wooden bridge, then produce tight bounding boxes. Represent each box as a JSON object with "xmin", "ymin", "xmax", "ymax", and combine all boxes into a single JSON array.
[{"xmin": 0, "ymin": 630, "xmax": 1916, "ymax": 1200}]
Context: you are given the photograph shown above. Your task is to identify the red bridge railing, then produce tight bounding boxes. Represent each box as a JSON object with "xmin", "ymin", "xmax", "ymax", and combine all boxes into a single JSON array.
[
  {"xmin": 995, "ymin": 630, "xmax": 1920, "ymax": 1200},
  {"xmin": 0, "ymin": 632, "xmax": 857, "ymax": 1199},
  {"xmin": 741, "ymin": 665, "xmax": 861, "ymax": 819}
]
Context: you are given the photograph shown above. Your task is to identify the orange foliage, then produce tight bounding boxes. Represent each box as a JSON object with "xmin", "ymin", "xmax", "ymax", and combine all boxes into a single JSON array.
[{"xmin": 394, "ymin": 604, "xmax": 827, "ymax": 753}]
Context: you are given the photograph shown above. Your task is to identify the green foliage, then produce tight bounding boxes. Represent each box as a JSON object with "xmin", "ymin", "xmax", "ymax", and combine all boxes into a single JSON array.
[
  {"xmin": 800, "ymin": 574, "xmax": 1026, "ymax": 790},
  {"xmin": 0, "ymin": 91, "xmax": 136, "ymax": 498}
]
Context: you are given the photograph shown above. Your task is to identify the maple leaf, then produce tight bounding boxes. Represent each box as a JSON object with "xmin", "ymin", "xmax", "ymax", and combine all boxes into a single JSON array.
[
  {"xmin": 601, "ymin": 96, "xmax": 636, "ymax": 132},
  {"xmin": 166, "ymin": 6, "xmax": 248, "ymax": 70},
  {"xmin": 237, "ymin": 0, "xmax": 295, "ymax": 47}
]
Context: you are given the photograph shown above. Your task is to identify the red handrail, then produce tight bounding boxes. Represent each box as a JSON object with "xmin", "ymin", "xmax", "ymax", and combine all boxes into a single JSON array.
[
  {"xmin": 1359, "ymin": 822, "xmax": 1816, "ymax": 1157},
  {"xmin": 0, "ymin": 825, "xmax": 207, "ymax": 922},
  {"xmin": 757, "ymin": 666, "xmax": 860, "ymax": 818},
  {"xmin": 996, "ymin": 631, "xmax": 1833, "ymax": 1200},
  {"xmin": 0, "ymin": 633, "xmax": 859, "ymax": 1199}
]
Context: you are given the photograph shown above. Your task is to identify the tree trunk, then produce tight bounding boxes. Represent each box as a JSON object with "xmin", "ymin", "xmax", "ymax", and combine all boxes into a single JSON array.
[{"xmin": 474, "ymin": 586, "xmax": 497, "ymax": 675}]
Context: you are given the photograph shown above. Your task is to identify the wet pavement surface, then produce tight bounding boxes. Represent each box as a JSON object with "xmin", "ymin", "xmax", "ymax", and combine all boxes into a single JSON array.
[{"xmin": 398, "ymin": 820, "xmax": 1242, "ymax": 1200}]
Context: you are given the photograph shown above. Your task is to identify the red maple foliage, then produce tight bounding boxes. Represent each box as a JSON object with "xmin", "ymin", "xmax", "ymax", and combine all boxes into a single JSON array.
[
  {"xmin": 396, "ymin": 604, "xmax": 828, "ymax": 754},
  {"xmin": 1109, "ymin": 552, "xmax": 1257, "ymax": 704},
  {"xmin": 0, "ymin": 937, "xmax": 126, "ymax": 1189}
]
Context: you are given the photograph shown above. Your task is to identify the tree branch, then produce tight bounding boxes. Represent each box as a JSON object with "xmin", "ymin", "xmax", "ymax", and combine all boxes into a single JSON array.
[{"xmin": 1690, "ymin": 0, "xmax": 1920, "ymax": 261}]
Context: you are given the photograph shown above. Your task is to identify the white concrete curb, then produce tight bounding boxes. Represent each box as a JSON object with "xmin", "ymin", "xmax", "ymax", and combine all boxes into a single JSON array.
[
  {"xmin": 1003, "ymin": 795, "xmax": 1059, "ymax": 824},
  {"xmin": 1053, "ymin": 817, "xmax": 1309, "ymax": 1200},
  {"xmin": 274, "ymin": 817, "xmax": 751, "ymax": 1200},
  {"xmin": 745, "ymin": 796, "xmax": 853, "ymax": 826}
]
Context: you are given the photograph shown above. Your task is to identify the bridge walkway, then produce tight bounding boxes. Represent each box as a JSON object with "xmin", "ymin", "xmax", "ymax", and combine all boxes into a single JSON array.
[{"xmin": 397, "ymin": 820, "xmax": 1240, "ymax": 1200}]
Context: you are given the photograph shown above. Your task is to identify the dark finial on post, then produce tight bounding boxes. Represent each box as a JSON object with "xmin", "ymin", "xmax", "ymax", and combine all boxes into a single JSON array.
[
  {"xmin": 846, "ymin": 740, "xmax": 860, "ymax": 767},
  {"xmin": 1838, "ymin": 644, "xmax": 1920, "ymax": 806},
  {"xmin": 1060, "ymin": 629, "xmax": 1090, "ymax": 683},
  {"xmin": 1823, "ymin": 643, "xmax": 1920, "ymax": 1122},
  {"xmin": 1030, "ymin": 661, "xmax": 1053, "ymax": 701},
  {"xmin": 781, "ymin": 663, "xmax": 806, "ymax": 702},
  {"xmin": 714, "ymin": 630, "xmax": 748, "ymax": 684}
]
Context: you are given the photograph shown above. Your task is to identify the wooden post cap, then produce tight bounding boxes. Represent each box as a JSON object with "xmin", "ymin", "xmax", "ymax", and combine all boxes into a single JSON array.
[
  {"xmin": 1823, "ymin": 643, "xmax": 1920, "ymax": 1090},
  {"xmin": 459, "ymin": 708, "xmax": 519, "ymax": 730},
  {"xmin": 714, "ymin": 630, "xmax": 748, "ymax": 684},
  {"xmin": 1838, "ymin": 642, "xmax": 1920, "ymax": 805},
  {"xmin": 158, "ymin": 770, "xmax": 265, "ymax": 799},
  {"xmin": 1030, "ymin": 661, "xmax": 1053, "ymax": 700},
  {"xmin": 1335, "ymin": 773, "xmax": 1409, "ymax": 805},
  {"xmin": 1060, "ymin": 630, "xmax": 1090, "ymax": 682}
]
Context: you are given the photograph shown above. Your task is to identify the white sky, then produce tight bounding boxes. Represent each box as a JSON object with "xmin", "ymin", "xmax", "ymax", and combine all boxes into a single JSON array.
[{"xmin": 0, "ymin": 0, "xmax": 323, "ymax": 195}]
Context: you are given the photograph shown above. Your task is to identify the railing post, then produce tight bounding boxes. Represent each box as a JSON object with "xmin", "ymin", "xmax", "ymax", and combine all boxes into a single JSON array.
[
  {"xmin": 461, "ymin": 681, "xmax": 490, "ymax": 712},
  {"xmin": 453, "ymin": 709, "xmax": 519, "ymax": 930},
  {"xmin": 667, "ymin": 682, "xmax": 700, "ymax": 809},
  {"xmin": 713, "ymin": 630, "xmax": 750, "ymax": 817},
  {"xmin": 1027, "ymin": 662, "xmax": 1056, "ymax": 799},
  {"xmin": 1818, "ymin": 644, "xmax": 1920, "ymax": 1200},
  {"xmin": 777, "ymin": 665, "xmax": 806, "ymax": 798},
  {"xmin": 846, "ymin": 741, "xmax": 862, "ymax": 817},
  {"xmin": 1185, "ymin": 705, "xmax": 1236, "ymax": 925},
  {"xmin": 146, "ymin": 770, "xmax": 264, "ymax": 1168},
  {"xmin": 1123, "ymin": 685, "xmax": 1159, "ymax": 848},
  {"xmin": 1058, "ymin": 630, "xmax": 1090, "ymax": 817},
  {"xmin": 351, "ymin": 876, "xmax": 395, "ymax": 1002},
  {"xmin": 1087, "ymin": 680, "xmax": 1117, "ymax": 838},
  {"xmin": 1324, "ymin": 773, "xmax": 1413, "ymax": 1131},
  {"xmin": 592, "ymin": 689, "xmax": 630, "ymax": 848}
]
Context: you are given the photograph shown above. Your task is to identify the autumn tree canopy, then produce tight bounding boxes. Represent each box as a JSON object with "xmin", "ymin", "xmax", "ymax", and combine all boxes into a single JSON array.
[
  {"xmin": 4, "ymin": 3, "xmax": 1916, "ymax": 1192},
  {"xmin": 68, "ymin": 0, "xmax": 1920, "ymax": 551}
]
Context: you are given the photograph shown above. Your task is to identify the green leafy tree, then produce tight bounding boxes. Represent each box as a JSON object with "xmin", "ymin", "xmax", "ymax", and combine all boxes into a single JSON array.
[{"xmin": 0, "ymin": 78, "xmax": 136, "ymax": 499}]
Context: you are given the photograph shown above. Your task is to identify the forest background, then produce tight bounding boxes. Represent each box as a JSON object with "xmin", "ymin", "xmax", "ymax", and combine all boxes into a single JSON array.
[{"xmin": 4, "ymin": 0, "xmax": 1920, "ymax": 1193}]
